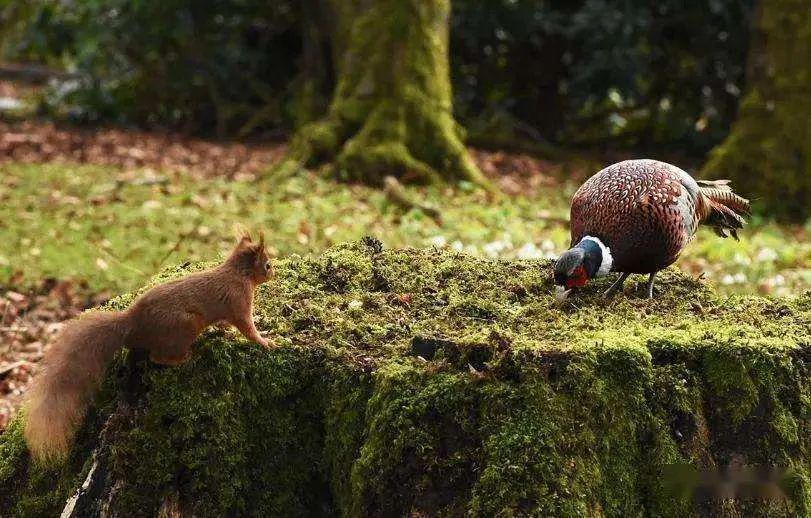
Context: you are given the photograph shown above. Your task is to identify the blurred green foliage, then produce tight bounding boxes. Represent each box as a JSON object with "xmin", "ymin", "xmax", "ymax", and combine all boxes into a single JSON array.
[
  {"xmin": 452, "ymin": 0, "xmax": 754, "ymax": 154},
  {"xmin": 1, "ymin": 0, "xmax": 306, "ymax": 134},
  {"xmin": 2, "ymin": 0, "xmax": 754, "ymax": 155}
]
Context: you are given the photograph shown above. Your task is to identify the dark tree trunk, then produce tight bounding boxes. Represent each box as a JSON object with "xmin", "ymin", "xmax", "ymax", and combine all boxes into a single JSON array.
[{"xmin": 701, "ymin": 0, "xmax": 811, "ymax": 221}]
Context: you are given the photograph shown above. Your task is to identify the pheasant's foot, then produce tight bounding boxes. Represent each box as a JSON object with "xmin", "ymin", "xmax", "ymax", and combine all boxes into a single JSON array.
[{"xmin": 603, "ymin": 272, "xmax": 630, "ymax": 298}]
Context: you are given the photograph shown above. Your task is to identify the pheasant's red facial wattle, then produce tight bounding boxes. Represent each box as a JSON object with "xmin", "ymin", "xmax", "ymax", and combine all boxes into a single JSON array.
[{"xmin": 566, "ymin": 266, "xmax": 589, "ymax": 288}]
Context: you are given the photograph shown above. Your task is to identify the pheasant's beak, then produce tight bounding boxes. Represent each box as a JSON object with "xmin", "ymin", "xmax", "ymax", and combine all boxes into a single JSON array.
[{"xmin": 555, "ymin": 286, "xmax": 573, "ymax": 303}]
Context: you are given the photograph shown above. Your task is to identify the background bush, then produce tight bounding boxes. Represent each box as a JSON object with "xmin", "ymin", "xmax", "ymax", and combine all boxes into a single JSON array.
[
  {"xmin": 2, "ymin": 0, "xmax": 754, "ymax": 156},
  {"xmin": 452, "ymin": 0, "xmax": 754, "ymax": 155},
  {"xmin": 1, "ymin": 0, "xmax": 305, "ymax": 134}
]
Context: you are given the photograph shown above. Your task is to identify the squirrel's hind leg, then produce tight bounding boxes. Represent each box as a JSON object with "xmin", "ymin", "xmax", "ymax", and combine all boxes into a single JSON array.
[{"xmin": 147, "ymin": 313, "xmax": 202, "ymax": 366}]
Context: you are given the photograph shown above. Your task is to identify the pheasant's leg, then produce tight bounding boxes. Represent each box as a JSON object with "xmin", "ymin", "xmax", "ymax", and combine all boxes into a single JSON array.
[
  {"xmin": 603, "ymin": 272, "xmax": 630, "ymax": 298},
  {"xmin": 645, "ymin": 272, "xmax": 657, "ymax": 299}
]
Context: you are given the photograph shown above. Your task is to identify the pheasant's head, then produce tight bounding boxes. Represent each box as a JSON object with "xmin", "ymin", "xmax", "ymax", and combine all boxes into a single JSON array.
[{"xmin": 553, "ymin": 237, "xmax": 613, "ymax": 302}]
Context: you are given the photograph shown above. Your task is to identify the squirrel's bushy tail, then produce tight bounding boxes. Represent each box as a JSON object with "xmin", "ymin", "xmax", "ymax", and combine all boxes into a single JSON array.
[
  {"xmin": 697, "ymin": 179, "xmax": 751, "ymax": 240},
  {"xmin": 24, "ymin": 311, "xmax": 129, "ymax": 463}
]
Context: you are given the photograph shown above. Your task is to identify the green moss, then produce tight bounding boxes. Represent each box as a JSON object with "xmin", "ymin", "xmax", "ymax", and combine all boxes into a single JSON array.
[
  {"xmin": 0, "ymin": 387, "xmax": 113, "ymax": 515},
  {"xmin": 103, "ymin": 340, "xmax": 330, "ymax": 516},
  {"xmin": 1, "ymin": 241, "xmax": 809, "ymax": 515}
]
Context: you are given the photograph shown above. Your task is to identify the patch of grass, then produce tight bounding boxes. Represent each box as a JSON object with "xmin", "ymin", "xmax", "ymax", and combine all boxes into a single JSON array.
[{"xmin": 0, "ymin": 161, "xmax": 807, "ymax": 296}]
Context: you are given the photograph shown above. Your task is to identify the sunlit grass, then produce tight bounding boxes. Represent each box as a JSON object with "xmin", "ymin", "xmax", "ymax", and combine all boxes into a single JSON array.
[{"xmin": 0, "ymin": 162, "xmax": 808, "ymax": 297}]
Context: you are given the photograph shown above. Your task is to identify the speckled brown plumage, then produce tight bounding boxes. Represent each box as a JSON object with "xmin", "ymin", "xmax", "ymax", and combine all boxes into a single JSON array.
[{"xmin": 570, "ymin": 159, "xmax": 750, "ymax": 274}]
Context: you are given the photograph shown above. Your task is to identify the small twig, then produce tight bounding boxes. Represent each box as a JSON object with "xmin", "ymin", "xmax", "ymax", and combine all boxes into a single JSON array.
[
  {"xmin": 0, "ymin": 299, "xmax": 10, "ymax": 327},
  {"xmin": 153, "ymin": 225, "xmax": 198, "ymax": 273},
  {"xmin": 383, "ymin": 176, "xmax": 443, "ymax": 224},
  {"xmin": 98, "ymin": 248, "xmax": 147, "ymax": 277},
  {"xmin": 0, "ymin": 326, "xmax": 27, "ymax": 333},
  {"xmin": 60, "ymin": 452, "xmax": 99, "ymax": 518},
  {"xmin": 0, "ymin": 63, "xmax": 80, "ymax": 84},
  {"xmin": 0, "ymin": 360, "xmax": 30, "ymax": 377},
  {"xmin": 115, "ymin": 176, "xmax": 169, "ymax": 188},
  {"xmin": 60, "ymin": 406, "xmax": 122, "ymax": 516},
  {"xmin": 537, "ymin": 215, "xmax": 570, "ymax": 225},
  {"xmin": 12, "ymin": 287, "xmax": 35, "ymax": 330}
]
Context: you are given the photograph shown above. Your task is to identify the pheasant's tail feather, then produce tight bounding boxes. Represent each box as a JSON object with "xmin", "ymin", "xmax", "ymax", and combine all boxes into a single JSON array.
[
  {"xmin": 701, "ymin": 187, "xmax": 751, "ymax": 216},
  {"xmin": 697, "ymin": 179, "xmax": 732, "ymax": 189},
  {"xmin": 699, "ymin": 181, "xmax": 750, "ymax": 241}
]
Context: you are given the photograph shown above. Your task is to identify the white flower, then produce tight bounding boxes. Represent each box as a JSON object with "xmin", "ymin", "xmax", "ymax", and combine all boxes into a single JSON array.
[
  {"xmin": 516, "ymin": 242, "xmax": 543, "ymax": 260},
  {"xmin": 756, "ymin": 247, "xmax": 778, "ymax": 262},
  {"xmin": 0, "ymin": 97, "xmax": 24, "ymax": 111},
  {"xmin": 732, "ymin": 253, "xmax": 751, "ymax": 266},
  {"xmin": 483, "ymin": 240, "xmax": 510, "ymax": 257},
  {"xmin": 427, "ymin": 235, "xmax": 447, "ymax": 248},
  {"xmin": 451, "ymin": 240, "xmax": 464, "ymax": 252}
]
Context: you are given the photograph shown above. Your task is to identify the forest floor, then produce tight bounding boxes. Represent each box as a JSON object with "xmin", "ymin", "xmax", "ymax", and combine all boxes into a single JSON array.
[{"xmin": 0, "ymin": 117, "xmax": 809, "ymax": 432}]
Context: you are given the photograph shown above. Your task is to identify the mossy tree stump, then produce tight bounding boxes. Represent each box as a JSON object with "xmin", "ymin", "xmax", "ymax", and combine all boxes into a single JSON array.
[
  {"xmin": 287, "ymin": 0, "xmax": 489, "ymax": 187},
  {"xmin": 1, "ymin": 240, "xmax": 810, "ymax": 516},
  {"xmin": 701, "ymin": 0, "xmax": 811, "ymax": 221}
]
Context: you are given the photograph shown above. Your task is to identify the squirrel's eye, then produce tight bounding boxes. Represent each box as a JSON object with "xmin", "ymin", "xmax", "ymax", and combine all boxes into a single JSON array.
[{"xmin": 265, "ymin": 261, "xmax": 271, "ymax": 271}]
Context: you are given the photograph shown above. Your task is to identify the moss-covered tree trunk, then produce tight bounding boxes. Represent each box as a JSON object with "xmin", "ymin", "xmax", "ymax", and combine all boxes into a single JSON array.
[
  {"xmin": 2, "ymin": 241, "xmax": 811, "ymax": 516},
  {"xmin": 701, "ymin": 0, "xmax": 811, "ymax": 221},
  {"xmin": 287, "ymin": 0, "xmax": 489, "ymax": 187}
]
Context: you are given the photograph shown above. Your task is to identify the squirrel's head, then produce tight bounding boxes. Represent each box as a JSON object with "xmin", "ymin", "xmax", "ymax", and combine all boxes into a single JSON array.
[{"xmin": 230, "ymin": 231, "xmax": 274, "ymax": 284}]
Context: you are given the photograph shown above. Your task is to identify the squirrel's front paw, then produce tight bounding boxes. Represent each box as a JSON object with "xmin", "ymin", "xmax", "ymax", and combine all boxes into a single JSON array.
[{"xmin": 255, "ymin": 336, "xmax": 272, "ymax": 348}]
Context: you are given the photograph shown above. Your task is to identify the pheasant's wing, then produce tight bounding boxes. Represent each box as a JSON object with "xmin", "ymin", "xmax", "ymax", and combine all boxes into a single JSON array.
[{"xmin": 569, "ymin": 174, "xmax": 604, "ymax": 246}]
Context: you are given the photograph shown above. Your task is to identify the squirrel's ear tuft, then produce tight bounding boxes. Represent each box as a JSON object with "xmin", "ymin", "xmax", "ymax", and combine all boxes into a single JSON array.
[
  {"xmin": 233, "ymin": 223, "xmax": 252, "ymax": 245},
  {"xmin": 258, "ymin": 231, "xmax": 266, "ymax": 248}
]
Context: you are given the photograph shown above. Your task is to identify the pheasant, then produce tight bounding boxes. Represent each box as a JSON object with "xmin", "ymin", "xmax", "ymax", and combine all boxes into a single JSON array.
[{"xmin": 554, "ymin": 159, "xmax": 750, "ymax": 300}]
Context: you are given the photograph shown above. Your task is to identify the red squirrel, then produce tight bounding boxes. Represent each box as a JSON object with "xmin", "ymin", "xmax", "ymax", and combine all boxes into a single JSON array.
[{"xmin": 24, "ymin": 232, "xmax": 273, "ymax": 463}]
